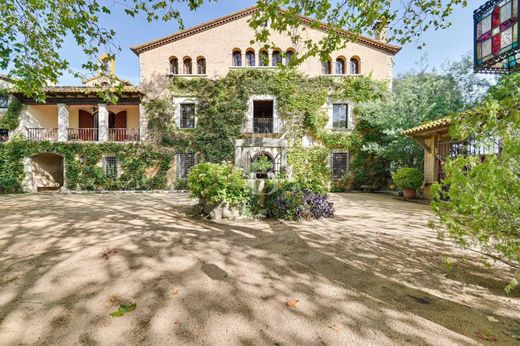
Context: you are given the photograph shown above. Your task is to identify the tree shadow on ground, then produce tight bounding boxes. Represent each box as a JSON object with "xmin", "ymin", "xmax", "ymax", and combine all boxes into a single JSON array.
[{"xmin": 0, "ymin": 192, "xmax": 518, "ymax": 345}]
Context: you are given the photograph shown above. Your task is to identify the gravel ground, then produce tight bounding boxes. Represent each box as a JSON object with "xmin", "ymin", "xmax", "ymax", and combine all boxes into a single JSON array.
[{"xmin": 0, "ymin": 192, "xmax": 518, "ymax": 345}]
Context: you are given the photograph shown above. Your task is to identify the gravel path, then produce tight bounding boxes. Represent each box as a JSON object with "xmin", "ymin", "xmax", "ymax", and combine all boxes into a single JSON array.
[{"xmin": 0, "ymin": 192, "xmax": 518, "ymax": 345}]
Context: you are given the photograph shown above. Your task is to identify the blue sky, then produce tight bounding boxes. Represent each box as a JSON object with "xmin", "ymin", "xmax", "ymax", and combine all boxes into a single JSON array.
[{"xmin": 58, "ymin": 1, "xmax": 476, "ymax": 85}]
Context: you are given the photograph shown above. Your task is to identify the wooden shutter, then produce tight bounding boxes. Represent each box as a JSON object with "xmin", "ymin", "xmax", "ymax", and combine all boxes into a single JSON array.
[{"xmin": 115, "ymin": 111, "xmax": 127, "ymax": 128}]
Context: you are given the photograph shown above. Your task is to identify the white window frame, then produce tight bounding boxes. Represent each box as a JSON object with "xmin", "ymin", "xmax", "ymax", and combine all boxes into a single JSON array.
[
  {"xmin": 324, "ymin": 99, "xmax": 355, "ymax": 131},
  {"xmin": 173, "ymin": 97, "xmax": 198, "ymax": 129}
]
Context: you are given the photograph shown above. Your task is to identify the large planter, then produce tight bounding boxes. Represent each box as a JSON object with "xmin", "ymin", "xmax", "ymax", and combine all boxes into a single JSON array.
[
  {"xmin": 199, "ymin": 199, "xmax": 242, "ymax": 220},
  {"xmin": 403, "ymin": 188, "xmax": 416, "ymax": 200}
]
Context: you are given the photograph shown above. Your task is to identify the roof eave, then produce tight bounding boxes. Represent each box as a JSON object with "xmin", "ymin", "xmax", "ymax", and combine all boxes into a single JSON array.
[{"xmin": 130, "ymin": 6, "xmax": 401, "ymax": 56}]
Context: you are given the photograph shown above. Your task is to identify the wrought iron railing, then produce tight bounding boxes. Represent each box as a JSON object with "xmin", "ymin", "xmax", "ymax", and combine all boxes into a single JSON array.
[
  {"xmin": 108, "ymin": 128, "xmax": 140, "ymax": 142},
  {"xmin": 26, "ymin": 128, "xmax": 58, "ymax": 141},
  {"xmin": 243, "ymin": 117, "xmax": 284, "ymax": 134},
  {"xmin": 67, "ymin": 128, "xmax": 99, "ymax": 142}
]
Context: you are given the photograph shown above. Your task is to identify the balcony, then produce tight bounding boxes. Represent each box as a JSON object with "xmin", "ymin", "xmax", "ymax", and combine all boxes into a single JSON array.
[
  {"xmin": 108, "ymin": 128, "xmax": 140, "ymax": 142},
  {"xmin": 243, "ymin": 118, "xmax": 284, "ymax": 135},
  {"xmin": 26, "ymin": 128, "xmax": 58, "ymax": 141},
  {"xmin": 67, "ymin": 128, "xmax": 99, "ymax": 142}
]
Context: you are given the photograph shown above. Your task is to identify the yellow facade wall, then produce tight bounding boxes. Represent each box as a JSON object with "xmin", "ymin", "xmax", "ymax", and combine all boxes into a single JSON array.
[{"xmin": 138, "ymin": 14, "xmax": 395, "ymax": 96}]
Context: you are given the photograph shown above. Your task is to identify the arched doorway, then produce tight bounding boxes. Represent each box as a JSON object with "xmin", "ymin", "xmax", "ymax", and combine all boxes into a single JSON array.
[{"xmin": 30, "ymin": 153, "xmax": 64, "ymax": 192}]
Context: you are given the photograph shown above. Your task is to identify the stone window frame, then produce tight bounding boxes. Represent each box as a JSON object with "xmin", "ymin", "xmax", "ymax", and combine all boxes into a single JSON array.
[
  {"xmin": 173, "ymin": 97, "xmax": 198, "ymax": 129},
  {"xmin": 324, "ymin": 98, "xmax": 355, "ymax": 131},
  {"xmin": 244, "ymin": 95, "xmax": 280, "ymax": 134}
]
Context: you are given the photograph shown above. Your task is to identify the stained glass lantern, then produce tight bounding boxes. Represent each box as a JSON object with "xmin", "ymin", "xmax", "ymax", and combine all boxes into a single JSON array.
[{"xmin": 474, "ymin": 0, "xmax": 520, "ymax": 74}]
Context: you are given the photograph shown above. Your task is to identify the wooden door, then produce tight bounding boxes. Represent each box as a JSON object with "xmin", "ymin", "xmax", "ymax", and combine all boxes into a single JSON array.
[
  {"xmin": 114, "ymin": 111, "xmax": 127, "ymax": 141},
  {"xmin": 78, "ymin": 110, "xmax": 94, "ymax": 140}
]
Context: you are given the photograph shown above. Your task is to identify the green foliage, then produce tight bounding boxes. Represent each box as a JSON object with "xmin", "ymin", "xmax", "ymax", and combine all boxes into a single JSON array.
[
  {"xmin": 110, "ymin": 303, "xmax": 136, "ymax": 317},
  {"xmin": 393, "ymin": 167, "xmax": 423, "ymax": 190},
  {"xmin": 187, "ymin": 162, "xmax": 251, "ymax": 205},
  {"xmin": 251, "ymin": 155, "xmax": 273, "ymax": 172},
  {"xmin": 146, "ymin": 70, "xmax": 382, "ymax": 184},
  {"xmin": 0, "ymin": 97, "xmax": 22, "ymax": 130},
  {"xmin": 287, "ymin": 146, "xmax": 331, "ymax": 187},
  {"xmin": 0, "ymin": 140, "xmax": 173, "ymax": 193},
  {"xmin": 359, "ymin": 71, "xmax": 465, "ymax": 171},
  {"xmin": 2, "ymin": 0, "xmax": 466, "ymax": 99},
  {"xmin": 432, "ymin": 74, "xmax": 520, "ymax": 283}
]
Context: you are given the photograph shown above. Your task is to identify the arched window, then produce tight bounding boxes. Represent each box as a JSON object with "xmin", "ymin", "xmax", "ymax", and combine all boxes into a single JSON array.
[
  {"xmin": 321, "ymin": 59, "xmax": 331, "ymax": 74},
  {"xmin": 246, "ymin": 49, "xmax": 255, "ymax": 66},
  {"xmin": 170, "ymin": 57, "xmax": 179, "ymax": 75},
  {"xmin": 259, "ymin": 49, "xmax": 269, "ymax": 66},
  {"xmin": 183, "ymin": 57, "xmax": 192, "ymax": 74},
  {"xmin": 285, "ymin": 49, "xmax": 295, "ymax": 65},
  {"xmin": 197, "ymin": 57, "xmax": 206, "ymax": 74},
  {"xmin": 350, "ymin": 57, "xmax": 360, "ymax": 75},
  {"xmin": 272, "ymin": 50, "xmax": 282, "ymax": 66},
  {"xmin": 336, "ymin": 57, "xmax": 345, "ymax": 74},
  {"xmin": 232, "ymin": 49, "xmax": 242, "ymax": 66}
]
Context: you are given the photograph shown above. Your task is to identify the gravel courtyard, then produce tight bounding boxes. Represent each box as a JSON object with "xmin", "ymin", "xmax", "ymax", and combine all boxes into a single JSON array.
[{"xmin": 0, "ymin": 192, "xmax": 518, "ymax": 345}]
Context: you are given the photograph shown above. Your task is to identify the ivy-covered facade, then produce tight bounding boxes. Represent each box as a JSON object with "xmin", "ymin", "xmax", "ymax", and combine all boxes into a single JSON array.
[{"xmin": 0, "ymin": 6, "xmax": 399, "ymax": 193}]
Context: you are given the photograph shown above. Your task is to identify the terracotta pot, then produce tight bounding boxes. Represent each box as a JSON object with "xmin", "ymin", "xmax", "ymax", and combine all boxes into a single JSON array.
[{"xmin": 403, "ymin": 188, "xmax": 416, "ymax": 199}]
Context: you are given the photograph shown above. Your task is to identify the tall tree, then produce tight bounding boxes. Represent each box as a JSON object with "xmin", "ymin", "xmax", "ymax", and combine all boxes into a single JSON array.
[
  {"xmin": 358, "ymin": 70, "xmax": 465, "ymax": 171},
  {"xmin": 432, "ymin": 74, "xmax": 520, "ymax": 290},
  {"xmin": 0, "ymin": 0, "xmax": 467, "ymax": 99}
]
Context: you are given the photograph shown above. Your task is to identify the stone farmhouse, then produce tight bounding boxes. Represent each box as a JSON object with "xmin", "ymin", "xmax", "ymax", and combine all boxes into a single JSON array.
[{"xmin": 0, "ymin": 6, "xmax": 400, "ymax": 192}]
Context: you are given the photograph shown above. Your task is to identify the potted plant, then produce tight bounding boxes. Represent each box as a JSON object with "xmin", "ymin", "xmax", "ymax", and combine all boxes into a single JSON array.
[
  {"xmin": 250, "ymin": 155, "xmax": 273, "ymax": 179},
  {"xmin": 393, "ymin": 167, "xmax": 423, "ymax": 199}
]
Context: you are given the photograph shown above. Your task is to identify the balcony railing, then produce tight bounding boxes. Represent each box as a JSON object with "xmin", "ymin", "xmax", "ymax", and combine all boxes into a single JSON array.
[
  {"xmin": 108, "ymin": 128, "xmax": 140, "ymax": 142},
  {"xmin": 68, "ymin": 128, "xmax": 99, "ymax": 142},
  {"xmin": 243, "ymin": 117, "xmax": 284, "ymax": 134},
  {"xmin": 26, "ymin": 128, "xmax": 58, "ymax": 141}
]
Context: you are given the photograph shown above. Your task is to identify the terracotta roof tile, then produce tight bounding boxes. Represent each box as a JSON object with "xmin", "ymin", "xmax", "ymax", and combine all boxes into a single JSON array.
[{"xmin": 401, "ymin": 117, "xmax": 451, "ymax": 136}]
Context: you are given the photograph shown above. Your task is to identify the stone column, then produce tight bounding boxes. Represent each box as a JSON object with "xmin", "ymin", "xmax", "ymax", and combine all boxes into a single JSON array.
[
  {"xmin": 98, "ymin": 104, "xmax": 109, "ymax": 142},
  {"xmin": 57, "ymin": 103, "xmax": 69, "ymax": 142},
  {"xmin": 139, "ymin": 103, "xmax": 147, "ymax": 142}
]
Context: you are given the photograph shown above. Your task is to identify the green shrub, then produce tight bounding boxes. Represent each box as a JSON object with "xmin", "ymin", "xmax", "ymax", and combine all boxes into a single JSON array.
[
  {"xmin": 393, "ymin": 167, "xmax": 423, "ymax": 190},
  {"xmin": 0, "ymin": 176, "xmax": 21, "ymax": 193},
  {"xmin": 187, "ymin": 162, "xmax": 251, "ymax": 205},
  {"xmin": 250, "ymin": 155, "xmax": 272, "ymax": 172},
  {"xmin": 174, "ymin": 178, "xmax": 189, "ymax": 190}
]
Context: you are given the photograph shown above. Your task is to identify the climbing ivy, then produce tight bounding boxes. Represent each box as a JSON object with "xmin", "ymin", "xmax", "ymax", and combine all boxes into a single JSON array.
[
  {"xmin": 0, "ymin": 96, "xmax": 23, "ymax": 130},
  {"xmin": 0, "ymin": 140, "xmax": 174, "ymax": 193},
  {"xmin": 145, "ymin": 69, "xmax": 386, "ymax": 180}
]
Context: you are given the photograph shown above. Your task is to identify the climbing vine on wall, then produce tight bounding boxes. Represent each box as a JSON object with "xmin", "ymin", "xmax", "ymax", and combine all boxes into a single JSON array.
[
  {"xmin": 144, "ymin": 69, "xmax": 387, "ymax": 181},
  {"xmin": 0, "ymin": 96, "xmax": 23, "ymax": 130},
  {"xmin": 0, "ymin": 140, "xmax": 174, "ymax": 193}
]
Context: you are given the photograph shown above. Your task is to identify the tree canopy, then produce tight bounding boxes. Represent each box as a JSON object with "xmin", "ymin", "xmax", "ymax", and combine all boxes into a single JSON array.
[
  {"xmin": 0, "ymin": 0, "xmax": 467, "ymax": 99},
  {"xmin": 356, "ymin": 54, "xmax": 493, "ymax": 172},
  {"xmin": 432, "ymin": 74, "xmax": 520, "ymax": 290}
]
